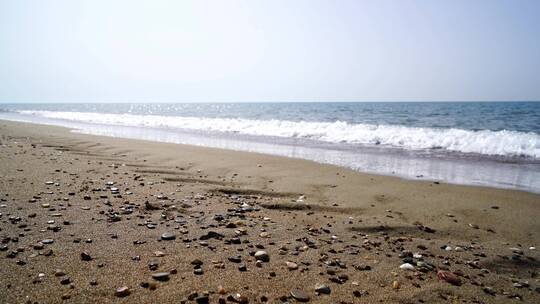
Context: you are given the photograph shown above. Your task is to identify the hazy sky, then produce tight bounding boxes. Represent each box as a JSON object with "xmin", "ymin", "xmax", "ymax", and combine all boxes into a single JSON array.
[{"xmin": 1, "ymin": 0, "xmax": 539, "ymax": 103}]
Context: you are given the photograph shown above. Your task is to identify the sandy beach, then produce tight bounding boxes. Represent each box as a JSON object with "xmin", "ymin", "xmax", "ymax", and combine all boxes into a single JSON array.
[{"xmin": 0, "ymin": 119, "xmax": 539, "ymax": 304}]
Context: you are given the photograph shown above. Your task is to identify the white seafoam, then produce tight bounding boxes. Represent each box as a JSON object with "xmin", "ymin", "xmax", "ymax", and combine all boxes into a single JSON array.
[{"xmin": 17, "ymin": 110, "xmax": 540, "ymax": 158}]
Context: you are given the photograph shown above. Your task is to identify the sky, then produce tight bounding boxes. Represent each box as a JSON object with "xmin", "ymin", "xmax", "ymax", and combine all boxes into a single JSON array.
[{"xmin": 0, "ymin": 0, "xmax": 539, "ymax": 103}]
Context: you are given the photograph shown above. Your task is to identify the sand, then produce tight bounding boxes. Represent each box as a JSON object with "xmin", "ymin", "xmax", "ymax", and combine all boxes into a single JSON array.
[{"xmin": 0, "ymin": 120, "xmax": 539, "ymax": 304}]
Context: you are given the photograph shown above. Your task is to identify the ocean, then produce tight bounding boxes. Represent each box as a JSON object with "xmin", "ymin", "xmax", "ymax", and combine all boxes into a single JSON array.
[{"xmin": 1, "ymin": 102, "xmax": 539, "ymax": 192}]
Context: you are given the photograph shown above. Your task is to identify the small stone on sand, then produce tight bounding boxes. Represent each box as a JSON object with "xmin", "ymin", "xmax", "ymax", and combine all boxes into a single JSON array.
[
  {"xmin": 290, "ymin": 289, "xmax": 310, "ymax": 302},
  {"xmin": 115, "ymin": 286, "xmax": 130, "ymax": 297}
]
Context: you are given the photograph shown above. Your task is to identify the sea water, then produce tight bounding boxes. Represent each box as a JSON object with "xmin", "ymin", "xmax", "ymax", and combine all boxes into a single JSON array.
[{"xmin": 1, "ymin": 102, "xmax": 539, "ymax": 192}]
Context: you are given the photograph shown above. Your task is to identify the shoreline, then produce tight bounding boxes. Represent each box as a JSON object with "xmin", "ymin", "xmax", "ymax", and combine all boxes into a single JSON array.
[
  {"xmin": 1, "ymin": 116, "xmax": 538, "ymax": 194},
  {"xmin": 2, "ymin": 118, "xmax": 539, "ymax": 194},
  {"xmin": 1, "ymin": 119, "xmax": 539, "ymax": 303}
]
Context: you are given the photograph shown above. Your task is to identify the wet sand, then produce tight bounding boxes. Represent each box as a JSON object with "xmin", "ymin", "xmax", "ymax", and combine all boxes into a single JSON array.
[{"xmin": 1, "ymin": 120, "xmax": 539, "ymax": 304}]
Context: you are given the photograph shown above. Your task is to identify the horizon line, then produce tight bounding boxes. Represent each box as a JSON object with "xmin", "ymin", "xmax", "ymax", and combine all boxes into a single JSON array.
[{"xmin": 1, "ymin": 100, "xmax": 539, "ymax": 104}]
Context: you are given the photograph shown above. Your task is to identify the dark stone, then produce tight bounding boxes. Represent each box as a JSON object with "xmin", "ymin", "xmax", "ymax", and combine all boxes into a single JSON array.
[
  {"xmin": 196, "ymin": 295, "xmax": 209, "ymax": 304},
  {"xmin": 315, "ymin": 284, "xmax": 331, "ymax": 294},
  {"xmin": 228, "ymin": 255, "xmax": 242, "ymax": 263},
  {"xmin": 80, "ymin": 251, "xmax": 92, "ymax": 261},
  {"xmin": 238, "ymin": 263, "xmax": 247, "ymax": 271},
  {"xmin": 151, "ymin": 272, "xmax": 170, "ymax": 281},
  {"xmin": 161, "ymin": 232, "xmax": 176, "ymax": 241},
  {"xmin": 199, "ymin": 231, "xmax": 225, "ymax": 240},
  {"xmin": 191, "ymin": 259, "xmax": 203, "ymax": 266}
]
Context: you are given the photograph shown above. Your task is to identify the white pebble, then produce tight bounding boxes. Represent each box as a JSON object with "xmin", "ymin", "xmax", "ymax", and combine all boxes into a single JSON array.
[{"xmin": 399, "ymin": 263, "xmax": 415, "ymax": 271}]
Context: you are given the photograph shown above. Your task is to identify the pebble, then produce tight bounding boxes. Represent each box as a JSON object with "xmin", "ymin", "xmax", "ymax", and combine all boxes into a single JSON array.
[
  {"xmin": 399, "ymin": 263, "xmax": 415, "ymax": 271},
  {"xmin": 80, "ymin": 251, "xmax": 92, "ymax": 261},
  {"xmin": 195, "ymin": 295, "xmax": 209, "ymax": 304},
  {"xmin": 238, "ymin": 263, "xmax": 247, "ymax": 271},
  {"xmin": 148, "ymin": 260, "xmax": 159, "ymax": 270},
  {"xmin": 154, "ymin": 250, "xmax": 166, "ymax": 257},
  {"xmin": 230, "ymin": 293, "xmax": 249, "ymax": 304},
  {"xmin": 191, "ymin": 259, "xmax": 204, "ymax": 266},
  {"xmin": 199, "ymin": 231, "xmax": 225, "ymax": 240},
  {"xmin": 314, "ymin": 283, "xmax": 331, "ymax": 294},
  {"xmin": 60, "ymin": 277, "xmax": 71, "ymax": 285},
  {"xmin": 286, "ymin": 261, "xmax": 298, "ymax": 270},
  {"xmin": 353, "ymin": 290, "xmax": 368, "ymax": 297},
  {"xmin": 151, "ymin": 272, "xmax": 170, "ymax": 281},
  {"xmin": 290, "ymin": 289, "xmax": 310, "ymax": 302},
  {"xmin": 254, "ymin": 250, "xmax": 269, "ymax": 262},
  {"xmin": 161, "ymin": 232, "xmax": 176, "ymax": 240},
  {"xmin": 194, "ymin": 268, "xmax": 204, "ymax": 275},
  {"xmin": 42, "ymin": 239, "xmax": 54, "ymax": 244},
  {"xmin": 510, "ymin": 247, "xmax": 523, "ymax": 255},
  {"xmin": 115, "ymin": 286, "xmax": 130, "ymax": 297},
  {"xmin": 228, "ymin": 255, "xmax": 242, "ymax": 263}
]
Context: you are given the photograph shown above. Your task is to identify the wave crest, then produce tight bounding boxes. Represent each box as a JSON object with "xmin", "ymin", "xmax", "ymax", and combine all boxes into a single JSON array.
[{"xmin": 18, "ymin": 110, "xmax": 540, "ymax": 158}]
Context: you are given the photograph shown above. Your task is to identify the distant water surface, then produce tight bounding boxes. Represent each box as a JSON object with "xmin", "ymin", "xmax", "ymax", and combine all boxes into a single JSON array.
[{"xmin": 1, "ymin": 102, "xmax": 539, "ymax": 193}]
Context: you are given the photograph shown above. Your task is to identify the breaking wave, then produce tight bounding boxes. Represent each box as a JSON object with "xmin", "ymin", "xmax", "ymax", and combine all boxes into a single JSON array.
[{"xmin": 18, "ymin": 110, "xmax": 540, "ymax": 158}]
